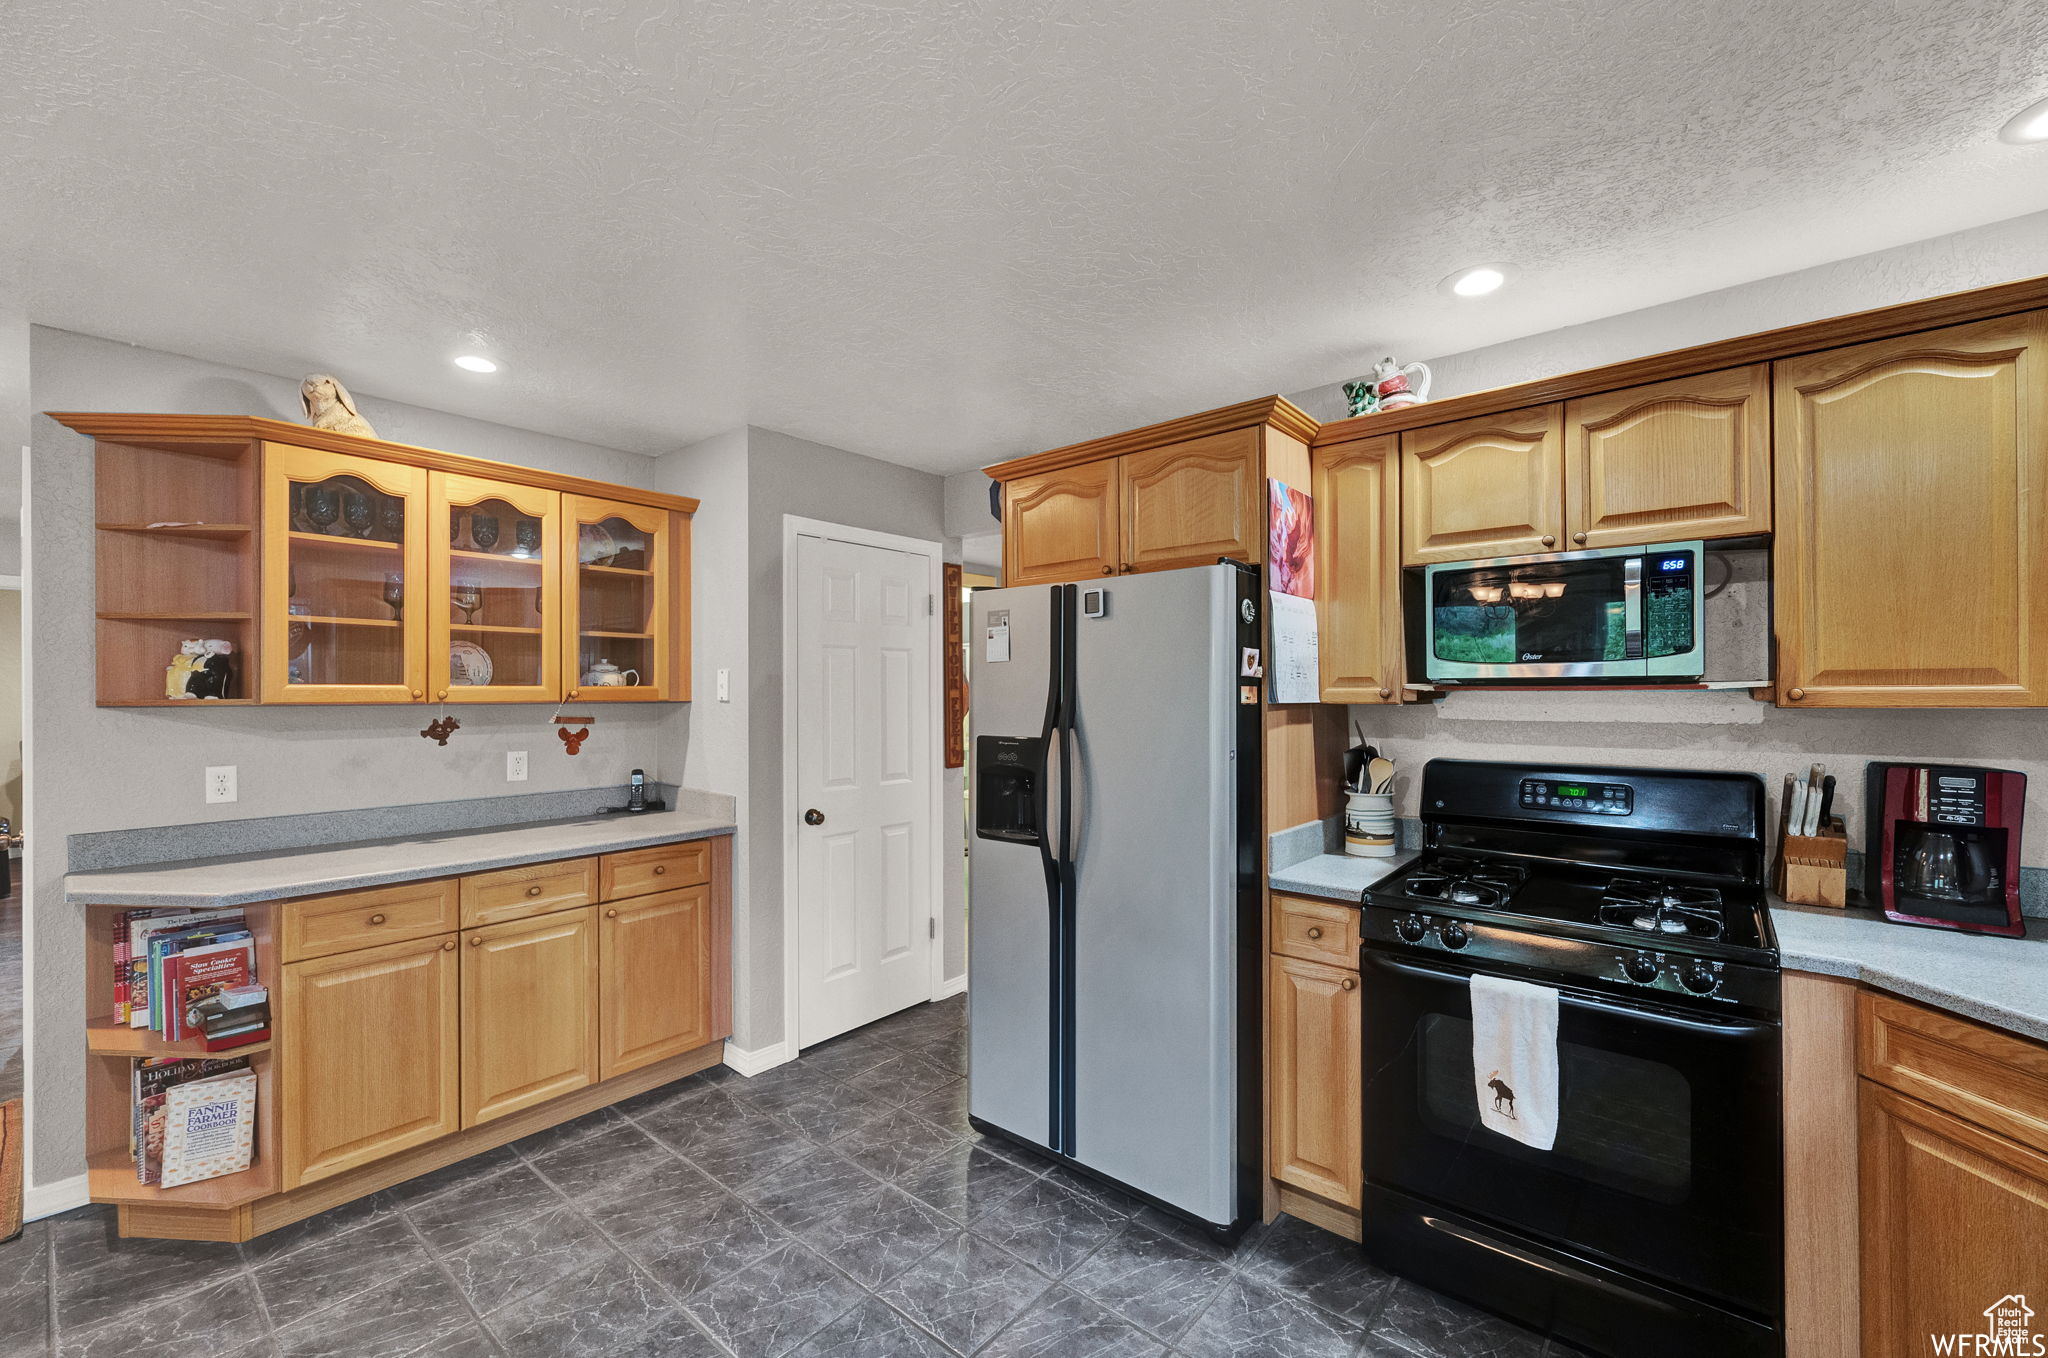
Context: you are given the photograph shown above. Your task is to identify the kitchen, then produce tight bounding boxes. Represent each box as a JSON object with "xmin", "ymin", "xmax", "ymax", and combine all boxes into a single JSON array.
[{"xmin": 6, "ymin": 8, "xmax": 2048, "ymax": 1357}]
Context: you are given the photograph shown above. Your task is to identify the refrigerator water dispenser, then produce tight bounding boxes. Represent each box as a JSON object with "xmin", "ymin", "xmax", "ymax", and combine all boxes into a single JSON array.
[{"xmin": 975, "ymin": 735, "xmax": 1045, "ymax": 844}]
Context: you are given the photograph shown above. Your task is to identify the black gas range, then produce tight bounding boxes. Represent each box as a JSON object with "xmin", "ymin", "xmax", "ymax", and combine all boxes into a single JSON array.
[{"xmin": 1357, "ymin": 760, "xmax": 1783, "ymax": 1358}]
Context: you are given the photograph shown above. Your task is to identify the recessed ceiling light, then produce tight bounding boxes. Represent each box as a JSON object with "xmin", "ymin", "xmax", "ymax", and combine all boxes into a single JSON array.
[
  {"xmin": 1443, "ymin": 265, "xmax": 1509, "ymax": 298},
  {"xmin": 1999, "ymin": 96, "xmax": 2048, "ymax": 144},
  {"xmin": 453, "ymin": 354, "xmax": 498, "ymax": 373}
]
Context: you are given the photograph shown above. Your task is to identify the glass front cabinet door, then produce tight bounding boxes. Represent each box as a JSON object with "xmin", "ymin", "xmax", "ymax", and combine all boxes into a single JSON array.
[
  {"xmin": 430, "ymin": 474, "xmax": 562, "ymax": 703},
  {"xmin": 261, "ymin": 444, "xmax": 429, "ymax": 703},
  {"xmin": 564, "ymin": 494, "xmax": 672, "ymax": 701}
]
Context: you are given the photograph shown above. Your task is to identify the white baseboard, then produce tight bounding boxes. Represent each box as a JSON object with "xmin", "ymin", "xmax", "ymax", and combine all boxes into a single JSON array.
[
  {"xmin": 934, "ymin": 973, "xmax": 968, "ymax": 1000},
  {"xmin": 722, "ymin": 1039, "xmax": 794, "ymax": 1077},
  {"xmin": 25, "ymin": 1174, "xmax": 89, "ymax": 1221}
]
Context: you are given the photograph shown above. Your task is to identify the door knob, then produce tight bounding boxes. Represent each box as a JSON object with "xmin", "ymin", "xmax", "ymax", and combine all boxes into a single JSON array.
[
  {"xmin": 804, "ymin": 809, "xmax": 825, "ymax": 826},
  {"xmin": 1540, "ymin": 535, "xmax": 1556, "ymax": 548}
]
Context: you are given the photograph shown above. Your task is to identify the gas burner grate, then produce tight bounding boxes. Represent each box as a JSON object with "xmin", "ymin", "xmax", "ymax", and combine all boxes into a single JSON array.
[
  {"xmin": 1598, "ymin": 877, "xmax": 1727, "ymax": 940},
  {"xmin": 1402, "ymin": 856, "xmax": 1529, "ymax": 909}
]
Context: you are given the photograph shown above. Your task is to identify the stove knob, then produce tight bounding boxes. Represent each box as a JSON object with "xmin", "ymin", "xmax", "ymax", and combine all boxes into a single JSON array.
[
  {"xmin": 1440, "ymin": 921, "xmax": 1470, "ymax": 950},
  {"xmin": 1624, "ymin": 953, "xmax": 1661, "ymax": 985},
  {"xmin": 1396, "ymin": 915, "xmax": 1427, "ymax": 943},
  {"xmin": 1680, "ymin": 961, "xmax": 1719, "ymax": 994}
]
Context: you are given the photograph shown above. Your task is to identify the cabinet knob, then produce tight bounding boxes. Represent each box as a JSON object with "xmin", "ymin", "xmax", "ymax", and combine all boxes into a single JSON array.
[
  {"xmin": 411, "ymin": 688, "xmax": 424, "ymax": 699},
  {"xmin": 469, "ymin": 936, "xmax": 483, "ymax": 947},
  {"xmin": 442, "ymin": 940, "xmax": 456, "ymax": 951},
  {"xmin": 1100, "ymin": 566, "xmax": 1113, "ymax": 576},
  {"xmin": 1341, "ymin": 976, "xmax": 1358, "ymax": 992},
  {"xmin": 1118, "ymin": 563, "xmax": 1134, "ymax": 574},
  {"xmin": 1378, "ymin": 688, "xmax": 1391, "ymax": 700},
  {"xmin": 1787, "ymin": 688, "xmax": 1805, "ymax": 701},
  {"xmin": 1572, "ymin": 532, "xmax": 1587, "ymax": 545},
  {"xmin": 653, "ymin": 865, "xmax": 667, "ymax": 876},
  {"xmin": 437, "ymin": 689, "xmax": 449, "ymax": 701},
  {"xmin": 606, "ymin": 908, "xmax": 619, "ymax": 919},
  {"xmin": 1540, "ymin": 535, "xmax": 1556, "ymax": 548},
  {"xmin": 1305, "ymin": 926, "xmax": 1323, "ymax": 940},
  {"xmin": 369, "ymin": 913, "xmax": 386, "ymax": 925},
  {"xmin": 568, "ymin": 688, "xmax": 579, "ymax": 698},
  {"xmin": 525, "ymin": 884, "xmax": 544, "ymax": 897}
]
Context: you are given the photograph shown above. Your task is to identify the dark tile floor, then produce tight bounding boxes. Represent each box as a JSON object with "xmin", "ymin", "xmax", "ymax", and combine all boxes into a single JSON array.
[{"xmin": 0, "ymin": 994, "xmax": 1577, "ymax": 1357}]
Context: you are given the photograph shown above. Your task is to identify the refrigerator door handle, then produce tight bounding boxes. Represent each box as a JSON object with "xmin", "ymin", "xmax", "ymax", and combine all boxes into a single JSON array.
[{"xmin": 1053, "ymin": 584, "xmax": 1080, "ymax": 1157}]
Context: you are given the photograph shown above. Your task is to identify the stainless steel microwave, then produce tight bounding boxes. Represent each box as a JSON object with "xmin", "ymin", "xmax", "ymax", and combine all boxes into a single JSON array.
[{"xmin": 1423, "ymin": 541, "xmax": 1706, "ymax": 683}]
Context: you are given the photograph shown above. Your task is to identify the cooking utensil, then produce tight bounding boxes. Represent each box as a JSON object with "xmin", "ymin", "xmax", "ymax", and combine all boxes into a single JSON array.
[{"xmin": 1368, "ymin": 756, "xmax": 1395, "ymax": 794}]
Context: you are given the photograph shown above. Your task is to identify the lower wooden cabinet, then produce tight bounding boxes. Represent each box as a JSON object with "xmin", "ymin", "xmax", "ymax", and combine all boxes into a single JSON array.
[
  {"xmin": 461, "ymin": 906, "xmax": 600, "ymax": 1126},
  {"xmin": 1859, "ymin": 1082, "xmax": 2048, "ymax": 1354},
  {"xmin": 279, "ymin": 932, "xmax": 461, "ymax": 1189},
  {"xmin": 600, "ymin": 884, "xmax": 716, "ymax": 1079},
  {"xmin": 1266, "ymin": 951, "xmax": 1362, "ymax": 1209}
]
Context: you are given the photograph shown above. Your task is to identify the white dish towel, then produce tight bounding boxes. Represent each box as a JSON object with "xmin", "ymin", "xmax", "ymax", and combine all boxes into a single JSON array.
[{"xmin": 1469, "ymin": 974, "xmax": 1560, "ymax": 1151}]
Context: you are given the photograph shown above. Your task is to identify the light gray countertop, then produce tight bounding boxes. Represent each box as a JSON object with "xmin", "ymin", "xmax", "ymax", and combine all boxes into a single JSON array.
[
  {"xmin": 1769, "ymin": 901, "xmax": 2048, "ymax": 1044},
  {"xmin": 1267, "ymin": 856, "xmax": 2048, "ymax": 1045},
  {"xmin": 65, "ymin": 810, "xmax": 736, "ymax": 909}
]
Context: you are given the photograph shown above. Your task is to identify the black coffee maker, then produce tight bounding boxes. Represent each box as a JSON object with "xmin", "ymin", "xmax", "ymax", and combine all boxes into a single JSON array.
[{"xmin": 1863, "ymin": 762, "xmax": 2026, "ymax": 937}]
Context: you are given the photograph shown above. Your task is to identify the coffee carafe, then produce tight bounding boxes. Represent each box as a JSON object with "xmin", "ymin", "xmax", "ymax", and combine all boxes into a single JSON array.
[{"xmin": 1864, "ymin": 763, "xmax": 2026, "ymax": 937}]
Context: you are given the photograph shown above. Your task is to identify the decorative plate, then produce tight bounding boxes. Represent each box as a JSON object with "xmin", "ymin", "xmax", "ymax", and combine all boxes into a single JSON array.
[
  {"xmin": 449, "ymin": 641, "xmax": 494, "ymax": 686},
  {"xmin": 578, "ymin": 524, "xmax": 619, "ymax": 567}
]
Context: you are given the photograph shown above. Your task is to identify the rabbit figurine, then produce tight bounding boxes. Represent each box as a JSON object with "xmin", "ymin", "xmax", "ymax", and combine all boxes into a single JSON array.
[{"xmin": 301, "ymin": 374, "xmax": 377, "ymax": 438}]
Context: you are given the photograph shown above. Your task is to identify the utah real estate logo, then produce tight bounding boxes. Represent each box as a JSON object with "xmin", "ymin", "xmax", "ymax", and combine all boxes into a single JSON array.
[{"xmin": 1931, "ymin": 1295, "xmax": 2041, "ymax": 1355}]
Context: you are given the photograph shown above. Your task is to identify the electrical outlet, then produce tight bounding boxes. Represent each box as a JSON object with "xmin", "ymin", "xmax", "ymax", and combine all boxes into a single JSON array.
[
  {"xmin": 205, "ymin": 766, "xmax": 237, "ymax": 804},
  {"xmin": 507, "ymin": 750, "xmax": 528, "ymax": 782},
  {"xmin": 717, "ymin": 668, "xmax": 730, "ymax": 702}
]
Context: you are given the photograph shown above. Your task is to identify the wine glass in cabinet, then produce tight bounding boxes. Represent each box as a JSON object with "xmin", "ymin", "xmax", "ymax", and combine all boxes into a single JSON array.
[
  {"xmin": 261, "ymin": 444, "xmax": 428, "ymax": 703},
  {"xmin": 429, "ymin": 475, "xmax": 562, "ymax": 703},
  {"xmin": 563, "ymin": 495, "xmax": 671, "ymax": 702}
]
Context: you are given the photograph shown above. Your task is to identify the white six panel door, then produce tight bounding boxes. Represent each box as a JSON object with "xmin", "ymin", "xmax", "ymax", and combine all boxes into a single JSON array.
[{"xmin": 795, "ymin": 534, "xmax": 935, "ymax": 1047}]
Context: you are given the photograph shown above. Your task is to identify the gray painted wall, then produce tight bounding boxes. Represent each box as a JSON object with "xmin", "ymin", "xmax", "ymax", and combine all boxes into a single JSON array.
[
  {"xmin": 1, "ymin": 299, "xmax": 23, "ymax": 575},
  {"xmin": 25, "ymin": 329, "xmax": 702, "ymax": 1184},
  {"xmin": 744, "ymin": 427, "xmax": 958, "ymax": 1050}
]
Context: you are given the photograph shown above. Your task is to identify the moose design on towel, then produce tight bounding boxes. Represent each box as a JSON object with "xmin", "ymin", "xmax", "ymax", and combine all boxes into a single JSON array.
[{"xmin": 1486, "ymin": 1070, "xmax": 1518, "ymax": 1120}]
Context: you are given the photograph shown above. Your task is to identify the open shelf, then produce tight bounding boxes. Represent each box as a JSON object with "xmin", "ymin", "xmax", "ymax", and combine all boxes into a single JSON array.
[
  {"xmin": 97, "ymin": 523, "xmax": 253, "ymax": 540},
  {"xmin": 87, "ymin": 1017, "xmax": 270, "ymax": 1060},
  {"xmin": 88, "ymin": 1147, "xmax": 275, "ymax": 1209},
  {"xmin": 97, "ymin": 610, "xmax": 251, "ymax": 622}
]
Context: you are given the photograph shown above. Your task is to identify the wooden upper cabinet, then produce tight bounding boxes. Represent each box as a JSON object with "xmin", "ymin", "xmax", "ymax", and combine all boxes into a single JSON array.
[
  {"xmin": 1312, "ymin": 435, "xmax": 1402, "ymax": 703},
  {"xmin": 1563, "ymin": 365, "xmax": 1771, "ymax": 549},
  {"xmin": 1774, "ymin": 311, "xmax": 2048, "ymax": 707},
  {"xmin": 600, "ymin": 883, "xmax": 717, "ymax": 1079},
  {"xmin": 564, "ymin": 495, "xmax": 673, "ymax": 702},
  {"xmin": 1400, "ymin": 405, "xmax": 1564, "ymax": 565},
  {"xmin": 261, "ymin": 443, "xmax": 430, "ymax": 703},
  {"xmin": 430, "ymin": 473, "xmax": 562, "ymax": 704},
  {"xmin": 461, "ymin": 906, "xmax": 600, "ymax": 1126},
  {"xmin": 1267, "ymin": 952, "xmax": 1362, "ymax": 1209},
  {"xmin": 1860, "ymin": 1083, "xmax": 2048, "ymax": 1354},
  {"xmin": 1004, "ymin": 460, "xmax": 1119, "ymax": 585},
  {"xmin": 279, "ymin": 932, "xmax": 460, "ymax": 1188},
  {"xmin": 1119, "ymin": 429, "xmax": 1261, "ymax": 574}
]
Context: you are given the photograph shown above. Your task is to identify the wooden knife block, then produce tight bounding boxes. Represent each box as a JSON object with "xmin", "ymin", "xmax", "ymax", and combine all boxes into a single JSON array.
[{"xmin": 1778, "ymin": 821, "xmax": 1848, "ymax": 908}]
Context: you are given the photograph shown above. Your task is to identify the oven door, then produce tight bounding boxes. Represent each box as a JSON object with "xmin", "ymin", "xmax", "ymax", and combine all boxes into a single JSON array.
[{"xmin": 1360, "ymin": 948, "xmax": 1780, "ymax": 1316}]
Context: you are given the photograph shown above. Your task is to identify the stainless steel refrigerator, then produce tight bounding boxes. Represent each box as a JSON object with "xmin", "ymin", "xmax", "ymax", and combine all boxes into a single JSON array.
[{"xmin": 968, "ymin": 562, "xmax": 1262, "ymax": 1232}]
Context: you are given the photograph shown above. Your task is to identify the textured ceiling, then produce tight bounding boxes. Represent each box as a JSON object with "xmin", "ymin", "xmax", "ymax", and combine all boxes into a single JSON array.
[{"xmin": 4, "ymin": 1, "xmax": 2047, "ymax": 474}]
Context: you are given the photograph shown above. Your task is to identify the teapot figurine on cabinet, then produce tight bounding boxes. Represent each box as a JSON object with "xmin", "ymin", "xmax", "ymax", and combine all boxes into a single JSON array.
[
  {"xmin": 1344, "ymin": 356, "xmax": 1433, "ymax": 417},
  {"xmin": 582, "ymin": 658, "xmax": 640, "ymax": 688}
]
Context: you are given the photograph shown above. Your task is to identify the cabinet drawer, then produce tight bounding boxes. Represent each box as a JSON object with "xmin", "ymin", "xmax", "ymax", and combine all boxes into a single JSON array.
[
  {"xmin": 1860, "ymin": 990, "xmax": 2048, "ymax": 1156},
  {"xmin": 459, "ymin": 857, "xmax": 598, "ymax": 928},
  {"xmin": 1271, "ymin": 895, "xmax": 1361, "ymax": 967},
  {"xmin": 281, "ymin": 878, "xmax": 460, "ymax": 962},
  {"xmin": 601, "ymin": 840, "xmax": 712, "ymax": 901}
]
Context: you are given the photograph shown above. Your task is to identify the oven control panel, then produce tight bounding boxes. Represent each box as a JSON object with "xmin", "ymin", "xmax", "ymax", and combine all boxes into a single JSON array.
[{"xmin": 1519, "ymin": 778, "xmax": 1634, "ymax": 815}]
